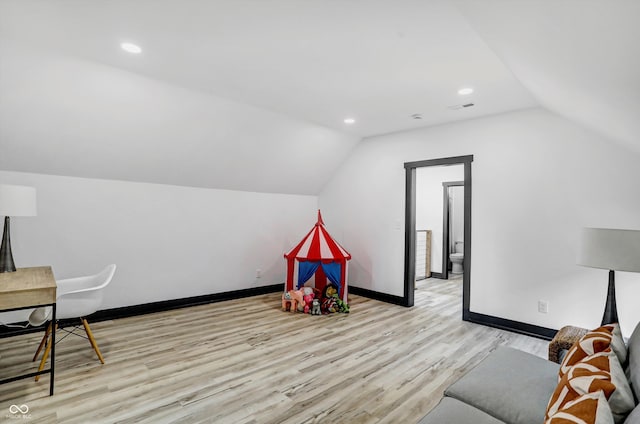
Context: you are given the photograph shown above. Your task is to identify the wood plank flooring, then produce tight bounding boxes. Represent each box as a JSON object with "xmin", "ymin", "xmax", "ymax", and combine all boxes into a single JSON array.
[{"xmin": 0, "ymin": 277, "xmax": 548, "ymax": 423}]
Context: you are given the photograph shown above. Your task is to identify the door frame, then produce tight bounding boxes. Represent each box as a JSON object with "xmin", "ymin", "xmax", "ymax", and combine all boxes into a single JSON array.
[{"xmin": 403, "ymin": 154, "xmax": 473, "ymax": 320}]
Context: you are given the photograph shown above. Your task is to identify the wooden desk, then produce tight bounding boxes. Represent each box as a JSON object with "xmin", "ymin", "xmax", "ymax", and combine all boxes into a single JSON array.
[{"xmin": 0, "ymin": 266, "xmax": 57, "ymax": 395}]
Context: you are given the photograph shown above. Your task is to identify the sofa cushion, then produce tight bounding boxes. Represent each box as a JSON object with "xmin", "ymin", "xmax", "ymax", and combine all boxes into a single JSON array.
[
  {"xmin": 610, "ymin": 324, "xmax": 628, "ymax": 365},
  {"xmin": 417, "ymin": 397, "xmax": 505, "ymax": 424},
  {"xmin": 627, "ymin": 323, "xmax": 640, "ymax": 403},
  {"xmin": 444, "ymin": 346, "xmax": 559, "ymax": 424},
  {"xmin": 546, "ymin": 390, "xmax": 614, "ymax": 424},
  {"xmin": 624, "ymin": 405, "xmax": 640, "ymax": 424}
]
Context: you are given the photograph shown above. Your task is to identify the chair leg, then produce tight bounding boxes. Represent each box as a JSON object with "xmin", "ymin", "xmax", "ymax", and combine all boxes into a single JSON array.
[
  {"xmin": 32, "ymin": 321, "xmax": 52, "ymax": 362},
  {"xmin": 82, "ymin": 318, "xmax": 105, "ymax": 364},
  {"xmin": 35, "ymin": 323, "xmax": 57, "ymax": 382}
]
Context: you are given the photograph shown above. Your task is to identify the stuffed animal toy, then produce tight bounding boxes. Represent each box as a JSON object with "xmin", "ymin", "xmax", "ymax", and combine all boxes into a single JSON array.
[
  {"xmin": 322, "ymin": 283, "xmax": 338, "ymax": 299},
  {"xmin": 303, "ymin": 293, "xmax": 314, "ymax": 314},
  {"xmin": 333, "ymin": 295, "xmax": 349, "ymax": 313},
  {"xmin": 282, "ymin": 291, "xmax": 293, "ymax": 311},
  {"xmin": 320, "ymin": 283, "xmax": 342, "ymax": 314},
  {"xmin": 300, "ymin": 286, "xmax": 315, "ymax": 297},
  {"xmin": 321, "ymin": 297, "xmax": 338, "ymax": 314},
  {"xmin": 311, "ymin": 298, "xmax": 321, "ymax": 315},
  {"xmin": 281, "ymin": 289, "xmax": 305, "ymax": 313}
]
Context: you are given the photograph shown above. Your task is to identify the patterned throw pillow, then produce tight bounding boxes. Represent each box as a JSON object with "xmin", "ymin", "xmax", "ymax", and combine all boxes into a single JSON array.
[
  {"xmin": 546, "ymin": 361, "xmax": 616, "ymax": 420},
  {"xmin": 560, "ymin": 326, "xmax": 614, "ymax": 377},
  {"xmin": 546, "ymin": 390, "xmax": 614, "ymax": 424},
  {"xmin": 578, "ymin": 350, "xmax": 635, "ymax": 423},
  {"xmin": 550, "ymin": 348, "xmax": 635, "ymax": 424}
]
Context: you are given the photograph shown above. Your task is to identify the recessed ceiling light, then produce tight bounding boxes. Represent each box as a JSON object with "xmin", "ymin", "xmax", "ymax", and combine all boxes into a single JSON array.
[
  {"xmin": 458, "ymin": 87, "xmax": 474, "ymax": 96},
  {"xmin": 343, "ymin": 118, "xmax": 356, "ymax": 125},
  {"xmin": 121, "ymin": 42, "xmax": 142, "ymax": 54}
]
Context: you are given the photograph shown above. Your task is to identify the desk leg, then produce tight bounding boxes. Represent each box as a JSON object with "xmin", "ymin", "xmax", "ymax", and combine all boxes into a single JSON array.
[{"xmin": 50, "ymin": 303, "xmax": 56, "ymax": 396}]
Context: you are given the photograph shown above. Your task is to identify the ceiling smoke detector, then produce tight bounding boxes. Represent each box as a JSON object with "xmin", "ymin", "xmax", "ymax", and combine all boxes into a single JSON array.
[{"xmin": 447, "ymin": 103, "xmax": 475, "ymax": 110}]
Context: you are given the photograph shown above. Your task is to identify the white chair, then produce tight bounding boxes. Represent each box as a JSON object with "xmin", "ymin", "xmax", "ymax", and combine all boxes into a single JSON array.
[{"xmin": 29, "ymin": 264, "xmax": 116, "ymax": 380}]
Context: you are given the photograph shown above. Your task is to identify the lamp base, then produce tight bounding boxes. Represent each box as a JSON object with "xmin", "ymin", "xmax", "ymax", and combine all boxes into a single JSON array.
[
  {"xmin": 601, "ymin": 270, "xmax": 618, "ymax": 325},
  {"xmin": 0, "ymin": 216, "xmax": 16, "ymax": 273}
]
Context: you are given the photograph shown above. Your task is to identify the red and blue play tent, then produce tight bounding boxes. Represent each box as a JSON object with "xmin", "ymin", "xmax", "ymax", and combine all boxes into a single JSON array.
[{"xmin": 284, "ymin": 210, "xmax": 351, "ymax": 302}]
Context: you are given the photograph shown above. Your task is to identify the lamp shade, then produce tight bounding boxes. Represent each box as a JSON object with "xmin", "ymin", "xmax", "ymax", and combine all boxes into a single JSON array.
[
  {"xmin": 0, "ymin": 184, "xmax": 37, "ymax": 217},
  {"xmin": 577, "ymin": 228, "xmax": 640, "ymax": 273}
]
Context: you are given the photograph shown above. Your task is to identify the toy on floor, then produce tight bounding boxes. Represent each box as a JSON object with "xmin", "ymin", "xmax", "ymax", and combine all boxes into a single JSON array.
[
  {"xmin": 281, "ymin": 289, "xmax": 305, "ymax": 313},
  {"xmin": 334, "ymin": 295, "xmax": 349, "ymax": 313},
  {"xmin": 311, "ymin": 298, "xmax": 321, "ymax": 315},
  {"xmin": 303, "ymin": 294, "xmax": 314, "ymax": 313},
  {"xmin": 320, "ymin": 283, "xmax": 349, "ymax": 314},
  {"xmin": 281, "ymin": 283, "xmax": 347, "ymax": 315},
  {"xmin": 297, "ymin": 286, "xmax": 314, "ymax": 313}
]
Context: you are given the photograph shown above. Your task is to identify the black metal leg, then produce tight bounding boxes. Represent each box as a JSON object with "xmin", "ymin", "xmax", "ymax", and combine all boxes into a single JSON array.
[
  {"xmin": 601, "ymin": 270, "xmax": 619, "ymax": 325},
  {"xmin": 50, "ymin": 303, "xmax": 56, "ymax": 396}
]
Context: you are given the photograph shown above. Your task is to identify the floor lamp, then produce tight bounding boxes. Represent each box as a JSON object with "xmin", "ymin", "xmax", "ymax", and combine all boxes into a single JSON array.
[
  {"xmin": 0, "ymin": 184, "xmax": 37, "ymax": 273},
  {"xmin": 577, "ymin": 227, "xmax": 640, "ymax": 325}
]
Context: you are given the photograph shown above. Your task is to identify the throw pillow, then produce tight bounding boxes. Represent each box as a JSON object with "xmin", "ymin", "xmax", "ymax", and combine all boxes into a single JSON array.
[
  {"xmin": 546, "ymin": 390, "xmax": 614, "ymax": 424},
  {"xmin": 547, "ymin": 360, "xmax": 616, "ymax": 420},
  {"xmin": 560, "ymin": 325, "xmax": 614, "ymax": 377},
  {"xmin": 578, "ymin": 350, "xmax": 635, "ymax": 423},
  {"xmin": 606, "ymin": 323, "xmax": 628, "ymax": 365}
]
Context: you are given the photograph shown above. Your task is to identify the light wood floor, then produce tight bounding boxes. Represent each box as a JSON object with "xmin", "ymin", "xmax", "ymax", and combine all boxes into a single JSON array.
[{"xmin": 0, "ymin": 278, "xmax": 548, "ymax": 423}]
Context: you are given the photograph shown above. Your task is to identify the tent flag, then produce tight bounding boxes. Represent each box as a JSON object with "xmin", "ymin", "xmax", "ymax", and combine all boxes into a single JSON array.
[
  {"xmin": 320, "ymin": 262, "xmax": 341, "ymax": 288},
  {"xmin": 297, "ymin": 261, "xmax": 320, "ymax": 288}
]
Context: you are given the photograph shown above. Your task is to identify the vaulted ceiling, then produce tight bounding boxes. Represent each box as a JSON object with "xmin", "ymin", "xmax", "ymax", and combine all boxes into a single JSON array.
[
  {"xmin": 456, "ymin": 0, "xmax": 640, "ymax": 155},
  {"xmin": 0, "ymin": 1, "xmax": 638, "ymax": 194}
]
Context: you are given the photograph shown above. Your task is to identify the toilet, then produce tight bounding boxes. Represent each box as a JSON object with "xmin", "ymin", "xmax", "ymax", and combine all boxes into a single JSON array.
[{"xmin": 450, "ymin": 241, "xmax": 464, "ymax": 274}]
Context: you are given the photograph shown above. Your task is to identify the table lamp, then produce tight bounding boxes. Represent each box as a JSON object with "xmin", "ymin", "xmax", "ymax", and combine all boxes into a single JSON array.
[
  {"xmin": 577, "ymin": 227, "xmax": 640, "ymax": 325},
  {"xmin": 0, "ymin": 184, "xmax": 37, "ymax": 273}
]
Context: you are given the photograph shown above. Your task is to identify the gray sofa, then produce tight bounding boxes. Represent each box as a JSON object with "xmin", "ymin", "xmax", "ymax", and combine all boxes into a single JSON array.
[{"xmin": 419, "ymin": 323, "xmax": 640, "ymax": 424}]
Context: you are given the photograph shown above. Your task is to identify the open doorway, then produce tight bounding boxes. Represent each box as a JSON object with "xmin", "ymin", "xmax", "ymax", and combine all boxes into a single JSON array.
[
  {"xmin": 442, "ymin": 181, "xmax": 464, "ymax": 280},
  {"xmin": 414, "ymin": 165, "xmax": 464, "ymax": 280},
  {"xmin": 403, "ymin": 155, "xmax": 472, "ymax": 321}
]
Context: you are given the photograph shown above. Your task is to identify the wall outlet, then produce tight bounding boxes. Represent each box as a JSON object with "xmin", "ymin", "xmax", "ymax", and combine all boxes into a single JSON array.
[
  {"xmin": 256, "ymin": 269, "xmax": 262, "ymax": 278},
  {"xmin": 538, "ymin": 300, "xmax": 549, "ymax": 314}
]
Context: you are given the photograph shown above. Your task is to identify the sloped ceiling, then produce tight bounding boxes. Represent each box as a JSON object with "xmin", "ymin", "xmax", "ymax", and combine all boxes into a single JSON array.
[
  {"xmin": 455, "ymin": 0, "xmax": 640, "ymax": 154},
  {"xmin": 0, "ymin": 37, "xmax": 359, "ymax": 195},
  {"xmin": 0, "ymin": 1, "xmax": 638, "ymax": 194}
]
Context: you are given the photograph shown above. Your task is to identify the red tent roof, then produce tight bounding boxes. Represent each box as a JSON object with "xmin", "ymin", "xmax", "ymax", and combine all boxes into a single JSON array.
[{"xmin": 285, "ymin": 210, "xmax": 351, "ymax": 262}]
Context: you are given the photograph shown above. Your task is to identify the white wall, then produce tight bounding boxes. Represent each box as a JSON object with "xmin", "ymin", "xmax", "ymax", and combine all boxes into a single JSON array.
[
  {"xmin": 319, "ymin": 108, "xmax": 640, "ymax": 336},
  {"xmin": 0, "ymin": 170, "xmax": 316, "ymax": 323},
  {"xmin": 415, "ymin": 165, "xmax": 464, "ymax": 273}
]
